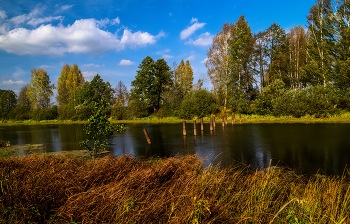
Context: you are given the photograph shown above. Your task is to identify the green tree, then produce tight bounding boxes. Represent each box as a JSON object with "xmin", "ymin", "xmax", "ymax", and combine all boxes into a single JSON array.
[
  {"xmin": 180, "ymin": 89, "xmax": 217, "ymax": 119},
  {"xmin": 130, "ymin": 56, "xmax": 172, "ymax": 114},
  {"xmin": 0, "ymin": 90, "xmax": 17, "ymax": 119},
  {"xmin": 304, "ymin": 0, "xmax": 336, "ymax": 87},
  {"xmin": 229, "ymin": 15, "xmax": 257, "ymax": 102},
  {"xmin": 27, "ymin": 68, "xmax": 55, "ymax": 109},
  {"xmin": 265, "ymin": 23, "xmax": 290, "ymax": 86},
  {"xmin": 76, "ymin": 74, "xmax": 113, "ymax": 120},
  {"xmin": 80, "ymin": 99, "xmax": 125, "ymax": 159}
]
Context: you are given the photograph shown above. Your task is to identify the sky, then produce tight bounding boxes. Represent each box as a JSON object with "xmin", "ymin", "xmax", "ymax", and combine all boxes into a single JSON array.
[{"xmin": 0, "ymin": 0, "xmax": 316, "ymax": 100}]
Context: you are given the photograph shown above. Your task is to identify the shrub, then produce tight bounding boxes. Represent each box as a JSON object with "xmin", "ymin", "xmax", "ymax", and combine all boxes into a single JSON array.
[
  {"xmin": 179, "ymin": 89, "xmax": 217, "ymax": 119},
  {"xmin": 255, "ymin": 79, "xmax": 286, "ymax": 115}
]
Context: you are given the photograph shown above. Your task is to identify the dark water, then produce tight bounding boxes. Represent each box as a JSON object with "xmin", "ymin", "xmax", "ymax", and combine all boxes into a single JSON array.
[{"xmin": 1, "ymin": 123, "xmax": 350, "ymax": 175}]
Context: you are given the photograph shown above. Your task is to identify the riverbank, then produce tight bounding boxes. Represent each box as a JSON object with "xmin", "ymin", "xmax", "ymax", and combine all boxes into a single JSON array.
[
  {"xmin": 2, "ymin": 113, "xmax": 350, "ymax": 126},
  {"xmin": 0, "ymin": 154, "xmax": 349, "ymax": 223}
]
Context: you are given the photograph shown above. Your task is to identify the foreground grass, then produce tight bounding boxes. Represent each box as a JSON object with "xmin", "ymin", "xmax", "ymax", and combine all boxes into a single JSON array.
[{"xmin": 1, "ymin": 155, "xmax": 349, "ymax": 223}]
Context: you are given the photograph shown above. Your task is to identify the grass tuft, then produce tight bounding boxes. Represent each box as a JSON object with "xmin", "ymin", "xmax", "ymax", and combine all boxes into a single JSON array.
[{"xmin": 0, "ymin": 154, "xmax": 350, "ymax": 223}]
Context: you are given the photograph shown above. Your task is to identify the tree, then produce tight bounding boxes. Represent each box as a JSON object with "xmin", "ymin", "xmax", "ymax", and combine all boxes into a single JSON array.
[
  {"xmin": 334, "ymin": 0, "xmax": 350, "ymax": 90},
  {"xmin": 112, "ymin": 81, "xmax": 129, "ymax": 120},
  {"xmin": 229, "ymin": 15, "xmax": 257, "ymax": 101},
  {"xmin": 57, "ymin": 64, "xmax": 85, "ymax": 106},
  {"xmin": 130, "ymin": 56, "xmax": 172, "ymax": 114},
  {"xmin": 0, "ymin": 90, "xmax": 17, "ymax": 118},
  {"xmin": 289, "ymin": 25, "xmax": 307, "ymax": 89},
  {"xmin": 27, "ymin": 68, "xmax": 55, "ymax": 109},
  {"xmin": 206, "ymin": 22, "xmax": 235, "ymax": 110},
  {"xmin": 17, "ymin": 85, "xmax": 31, "ymax": 109},
  {"xmin": 175, "ymin": 59, "xmax": 194, "ymax": 96},
  {"xmin": 80, "ymin": 99, "xmax": 125, "ymax": 159},
  {"xmin": 180, "ymin": 89, "xmax": 217, "ymax": 119},
  {"xmin": 265, "ymin": 23, "xmax": 290, "ymax": 86},
  {"xmin": 304, "ymin": 0, "xmax": 336, "ymax": 87},
  {"xmin": 253, "ymin": 31, "xmax": 269, "ymax": 92}
]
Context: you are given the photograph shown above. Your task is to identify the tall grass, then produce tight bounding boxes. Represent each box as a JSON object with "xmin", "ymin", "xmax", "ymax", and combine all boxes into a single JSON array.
[{"xmin": 1, "ymin": 154, "xmax": 350, "ymax": 223}]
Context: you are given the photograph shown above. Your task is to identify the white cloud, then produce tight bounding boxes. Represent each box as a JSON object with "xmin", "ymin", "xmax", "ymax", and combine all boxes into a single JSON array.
[
  {"xmin": 162, "ymin": 54, "xmax": 173, "ymax": 59},
  {"xmin": 201, "ymin": 57, "xmax": 208, "ymax": 64},
  {"xmin": 82, "ymin": 71, "xmax": 97, "ymax": 78},
  {"xmin": 0, "ymin": 10, "xmax": 7, "ymax": 19},
  {"xmin": 186, "ymin": 55, "xmax": 195, "ymax": 61},
  {"xmin": 190, "ymin": 17, "xmax": 198, "ymax": 24},
  {"xmin": 82, "ymin": 63, "xmax": 101, "ymax": 68},
  {"xmin": 186, "ymin": 32, "xmax": 213, "ymax": 46},
  {"xmin": 2, "ymin": 80, "xmax": 24, "ymax": 85},
  {"xmin": 121, "ymin": 29, "xmax": 165, "ymax": 47},
  {"xmin": 39, "ymin": 65, "xmax": 55, "ymax": 69},
  {"xmin": 119, "ymin": 59, "xmax": 134, "ymax": 66},
  {"xmin": 180, "ymin": 20, "xmax": 206, "ymax": 40},
  {"xmin": 156, "ymin": 48, "xmax": 170, "ymax": 55},
  {"xmin": 0, "ymin": 19, "xmax": 165, "ymax": 56},
  {"xmin": 27, "ymin": 16, "xmax": 63, "ymax": 26},
  {"xmin": 61, "ymin": 5, "xmax": 74, "ymax": 10},
  {"xmin": 10, "ymin": 7, "xmax": 41, "ymax": 25},
  {"xmin": 111, "ymin": 17, "xmax": 120, "ymax": 25}
]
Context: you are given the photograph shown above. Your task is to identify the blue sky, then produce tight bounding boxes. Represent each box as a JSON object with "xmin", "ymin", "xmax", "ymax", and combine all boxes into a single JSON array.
[{"xmin": 0, "ymin": 0, "xmax": 316, "ymax": 99}]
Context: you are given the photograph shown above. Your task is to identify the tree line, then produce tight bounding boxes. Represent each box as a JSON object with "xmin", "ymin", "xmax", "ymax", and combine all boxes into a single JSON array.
[{"xmin": 1, "ymin": 0, "xmax": 350, "ymax": 120}]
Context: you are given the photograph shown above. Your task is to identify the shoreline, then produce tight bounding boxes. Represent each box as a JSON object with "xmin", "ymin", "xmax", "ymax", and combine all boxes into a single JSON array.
[{"xmin": 1, "ymin": 115, "xmax": 350, "ymax": 125}]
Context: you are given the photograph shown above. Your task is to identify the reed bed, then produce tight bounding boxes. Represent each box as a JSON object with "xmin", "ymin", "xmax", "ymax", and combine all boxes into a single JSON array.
[{"xmin": 0, "ymin": 154, "xmax": 350, "ymax": 223}]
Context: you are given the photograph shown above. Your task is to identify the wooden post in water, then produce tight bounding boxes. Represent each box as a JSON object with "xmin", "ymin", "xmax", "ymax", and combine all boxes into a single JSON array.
[
  {"xmin": 183, "ymin": 121, "xmax": 187, "ymax": 136},
  {"xmin": 193, "ymin": 120, "xmax": 197, "ymax": 136},
  {"xmin": 213, "ymin": 116, "xmax": 216, "ymax": 127},
  {"xmin": 239, "ymin": 113, "xmax": 242, "ymax": 123},
  {"xmin": 222, "ymin": 117, "xmax": 225, "ymax": 127},
  {"xmin": 225, "ymin": 114, "xmax": 227, "ymax": 124},
  {"xmin": 143, "ymin": 128, "xmax": 151, "ymax": 144},
  {"xmin": 210, "ymin": 117, "xmax": 213, "ymax": 131},
  {"xmin": 201, "ymin": 118, "xmax": 203, "ymax": 131}
]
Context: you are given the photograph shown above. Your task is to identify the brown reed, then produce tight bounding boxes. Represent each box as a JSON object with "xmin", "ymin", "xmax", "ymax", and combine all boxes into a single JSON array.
[{"xmin": 0, "ymin": 154, "xmax": 349, "ymax": 223}]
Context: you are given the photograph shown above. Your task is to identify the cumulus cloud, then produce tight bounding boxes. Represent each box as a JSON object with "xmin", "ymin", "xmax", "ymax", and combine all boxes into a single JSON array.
[
  {"xmin": 119, "ymin": 59, "xmax": 134, "ymax": 66},
  {"xmin": 162, "ymin": 54, "xmax": 173, "ymax": 59},
  {"xmin": 111, "ymin": 17, "xmax": 120, "ymax": 25},
  {"xmin": 82, "ymin": 63, "xmax": 101, "ymax": 68},
  {"xmin": 180, "ymin": 20, "xmax": 206, "ymax": 40},
  {"xmin": 82, "ymin": 71, "xmax": 97, "ymax": 78},
  {"xmin": 186, "ymin": 55, "xmax": 195, "ymax": 61},
  {"xmin": 2, "ymin": 80, "xmax": 24, "ymax": 85},
  {"xmin": 27, "ymin": 16, "xmax": 63, "ymax": 26},
  {"xmin": 186, "ymin": 32, "xmax": 213, "ymax": 46},
  {"xmin": 0, "ymin": 10, "xmax": 7, "ymax": 19},
  {"xmin": 190, "ymin": 17, "xmax": 198, "ymax": 23},
  {"xmin": 61, "ymin": 5, "xmax": 74, "ymax": 10},
  {"xmin": 0, "ymin": 18, "xmax": 165, "ymax": 56}
]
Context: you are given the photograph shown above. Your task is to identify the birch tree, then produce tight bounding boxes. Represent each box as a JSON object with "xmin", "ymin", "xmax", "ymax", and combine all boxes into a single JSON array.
[{"xmin": 205, "ymin": 22, "xmax": 234, "ymax": 109}]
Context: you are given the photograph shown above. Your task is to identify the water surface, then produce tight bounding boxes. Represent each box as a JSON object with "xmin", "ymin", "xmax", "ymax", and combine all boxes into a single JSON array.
[{"xmin": 1, "ymin": 123, "xmax": 350, "ymax": 175}]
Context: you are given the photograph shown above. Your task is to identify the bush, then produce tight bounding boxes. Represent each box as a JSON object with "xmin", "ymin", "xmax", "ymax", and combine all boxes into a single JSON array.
[
  {"xmin": 111, "ymin": 105, "xmax": 130, "ymax": 120},
  {"xmin": 273, "ymin": 86, "xmax": 340, "ymax": 117},
  {"xmin": 255, "ymin": 79, "xmax": 286, "ymax": 115},
  {"xmin": 179, "ymin": 89, "xmax": 217, "ymax": 119},
  {"xmin": 31, "ymin": 106, "xmax": 58, "ymax": 121},
  {"xmin": 58, "ymin": 104, "xmax": 77, "ymax": 120}
]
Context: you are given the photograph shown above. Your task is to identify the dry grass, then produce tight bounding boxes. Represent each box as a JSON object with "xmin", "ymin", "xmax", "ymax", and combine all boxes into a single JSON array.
[{"xmin": 1, "ymin": 154, "xmax": 350, "ymax": 223}]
